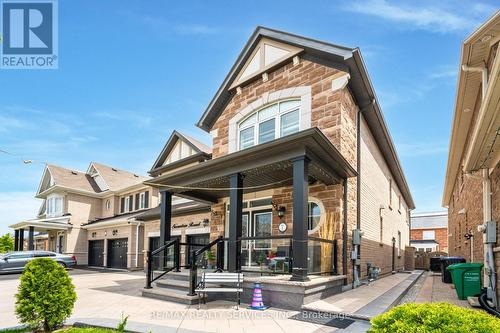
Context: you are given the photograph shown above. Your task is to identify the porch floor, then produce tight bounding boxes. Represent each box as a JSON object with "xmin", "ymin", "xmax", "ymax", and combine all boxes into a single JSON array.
[{"xmin": 302, "ymin": 270, "xmax": 424, "ymax": 320}]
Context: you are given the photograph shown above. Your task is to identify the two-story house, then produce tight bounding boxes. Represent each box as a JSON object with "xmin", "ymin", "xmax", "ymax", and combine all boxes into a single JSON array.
[
  {"xmin": 410, "ymin": 211, "xmax": 448, "ymax": 253},
  {"xmin": 10, "ymin": 162, "xmax": 158, "ymax": 269},
  {"xmin": 143, "ymin": 27, "xmax": 414, "ymax": 307}
]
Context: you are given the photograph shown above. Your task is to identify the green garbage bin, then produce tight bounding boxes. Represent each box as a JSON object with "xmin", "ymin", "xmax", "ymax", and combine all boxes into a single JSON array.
[{"xmin": 447, "ymin": 263, "xmax": 483, "ymax": 300}]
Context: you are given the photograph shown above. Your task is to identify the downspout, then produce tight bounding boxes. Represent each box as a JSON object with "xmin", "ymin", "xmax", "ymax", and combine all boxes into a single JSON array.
[
  {"xmin": 129, "ymin": 219, "xmax": 143, "ymax": 268},
  {"xmin": 462, "ymin": 64, "xmax": 497, "ymax": 309}
]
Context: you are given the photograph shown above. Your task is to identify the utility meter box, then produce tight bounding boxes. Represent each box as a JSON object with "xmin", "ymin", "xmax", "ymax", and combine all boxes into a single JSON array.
[
  {"xmin": 353, "ymin": 229, "xmax": 363, "ymax": 245},
  {"xmin": 486, "ymin": 221, "xmax": 497, "ymax": 244}
]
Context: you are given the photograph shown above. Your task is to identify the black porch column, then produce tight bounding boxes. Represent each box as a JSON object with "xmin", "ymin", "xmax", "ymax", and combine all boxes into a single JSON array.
[
  {"xmin": 228, "ymin": 173, "xmax": 243, "ymax": 272},
  {"xmin": 291, "ymin": 156, "xmax": 310, "ymax": 281},
  {"xmin": 28, "ymin": 226, "xmax": 35, "ymax": 250},
  {"xmin": 14, "ymin": 230, "xmax": 19, "ymax": 251},
  {"xmin": 18, "ymin": 228, "xmax": 24, "ymax": 251},
  {"xmin": 159, "ymin": 191, "xmax": 172, "ymax": 246}
]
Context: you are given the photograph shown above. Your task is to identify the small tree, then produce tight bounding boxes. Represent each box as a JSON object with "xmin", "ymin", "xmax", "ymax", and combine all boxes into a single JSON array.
[
  {"xmin": 15, "ymin": 258, "xmax": 77, "ymax": 332},
  {"xmin": 0, "ymin": 233, "xmax": 14, "ymax": 253}
]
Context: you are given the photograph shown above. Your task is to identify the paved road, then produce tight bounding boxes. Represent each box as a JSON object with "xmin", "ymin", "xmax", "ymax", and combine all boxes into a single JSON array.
[{"xmin": 0, "ymin": 269, "xmax": 370, "ymax": 333}]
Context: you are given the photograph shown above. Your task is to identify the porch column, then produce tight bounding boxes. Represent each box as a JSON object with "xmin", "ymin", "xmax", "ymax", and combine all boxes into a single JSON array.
[
  {"xmin": 159, "ymin": 191, "xmax": 173, "ymax": 246},
  {"xmin": 291, "ymin": 156, "xmax": 310, "ymax": 281},
  {"xmin": 228, "ymin": 173, "xmax": 243, "ymax": 272},
  {"xmin": 28, "ymin": 226, "xmax": 34, "ymax": 251},
  {"xmin": 18, "ymin": 228, "xmax": 24, "ymax": 251},
  {"xmin": 14, "ymin": 230, "xmax": 19, "ymax": 251}
]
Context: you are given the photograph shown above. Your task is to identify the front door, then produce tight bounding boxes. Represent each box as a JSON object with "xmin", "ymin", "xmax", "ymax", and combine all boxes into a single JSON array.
[
  {"xmin": 241, "ymin": 210, "xmax": 272, "ymax": 268},
  {"xmin": 107, "ymin": 238, "xmax": 128, "ymax": 269},
  {"xmin": 88, "ymin": 240, "xmax": 104, "ymax": 267}
]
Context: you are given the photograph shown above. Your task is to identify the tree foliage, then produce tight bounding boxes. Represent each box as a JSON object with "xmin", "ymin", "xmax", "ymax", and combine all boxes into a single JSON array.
[
  {"xmin": 0, "ymin": 233, "xmax": 14, "ymax": 253},
  {"xmin": 15, "ymin": 258, "xmax": 77, "ymax": 332}
]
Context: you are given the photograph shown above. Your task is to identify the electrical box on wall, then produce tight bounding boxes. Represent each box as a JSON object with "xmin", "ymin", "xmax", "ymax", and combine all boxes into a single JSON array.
[
  {"xmin": 486, "ymin": 221, "xmax": 497, "ymax": 244},
  {"xmin": 352, "ymin": 229, "xmax": 363, "ymax": 245}
]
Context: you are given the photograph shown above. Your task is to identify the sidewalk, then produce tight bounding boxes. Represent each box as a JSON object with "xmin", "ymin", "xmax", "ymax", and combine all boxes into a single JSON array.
[{"xmin": 302, "ymin": 271, "xmax": 423, "ymax": 321}]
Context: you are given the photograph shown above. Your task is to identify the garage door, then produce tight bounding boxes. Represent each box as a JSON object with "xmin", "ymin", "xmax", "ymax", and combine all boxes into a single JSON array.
[
  {"xmin": 107, "ymin": 238, "xmax": 128, "ymax": 269},
  {"xmin": 88, "ymin": 240, "xmax": 104, "ymax": 267}
]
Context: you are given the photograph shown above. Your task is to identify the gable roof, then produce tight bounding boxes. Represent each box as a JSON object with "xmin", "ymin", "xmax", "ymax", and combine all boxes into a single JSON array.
[
  {"xmin": 36, "ymin": 162, "xmax": 149, "ymax": 197},
  {"xmin": 195, "ymin": 26, "xmax": 415, "ymax": 209},
  {"xmin": 149, "ymin": 130, "xmax": 212, "ymax": 175},
  {"xmin": 90, "ymin": 162, "xmax": 149, "ymax": 192},
  {"xmin": 43, "ymin": 164, "xmax": 101, "ymax": 194}
]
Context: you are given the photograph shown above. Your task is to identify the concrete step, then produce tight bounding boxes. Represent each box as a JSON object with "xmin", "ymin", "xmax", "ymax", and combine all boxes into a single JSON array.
[
  {"xmin": 155, "ymin": 279, "xmax": 191, "ymax": 292},
  {"xmin": 142, "ymin": 287, "xmax": 205, "ymax": 305}
]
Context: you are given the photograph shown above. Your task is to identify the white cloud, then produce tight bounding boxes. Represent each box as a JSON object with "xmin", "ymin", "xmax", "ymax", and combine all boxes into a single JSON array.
[
  {"xmin": 174, "ymin": 24, "xmax": 218, "ymax": 35},
  {"xmin": 344, "ymin": 0, "xmax": 481, "ymax": 33},
  {"xmin": 428, "ymin": 65, "xmax": 457, "ymax": 80},
  {"xmin": 92, "ymin": 111, "xmax": 153, "ymax": 128},
  {"xmin": 0, "ymin": 192, "xmax": 41, "ymax": 235}
]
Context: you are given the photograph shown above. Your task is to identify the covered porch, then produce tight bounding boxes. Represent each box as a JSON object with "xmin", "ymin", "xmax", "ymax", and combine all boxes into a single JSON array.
[
  {"xmin": 147, "ymin": 128, "xmax": 356, "ymax": 282},
  {"xmin": 9, "ymin": 216, "xmax": 71, "ymax": 252}
]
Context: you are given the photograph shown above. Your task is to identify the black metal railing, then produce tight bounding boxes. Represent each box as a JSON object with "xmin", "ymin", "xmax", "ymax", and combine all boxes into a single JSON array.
[
  {"xmin": 188, "ymin": 236, "xmax": 226, "ymax": 296},
  {"xmin": 145, "ymin": 238, "xmax": 180, "ymax": 289}
]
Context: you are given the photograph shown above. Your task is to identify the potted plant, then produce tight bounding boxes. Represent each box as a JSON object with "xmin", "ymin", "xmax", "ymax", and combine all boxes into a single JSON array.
[{"xmin": 205, "ymin": 250, "xmax": 216, "ymax": 269}]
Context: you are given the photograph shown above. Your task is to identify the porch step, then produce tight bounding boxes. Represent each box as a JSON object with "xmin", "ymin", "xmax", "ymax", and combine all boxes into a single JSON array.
[
  {"xmin": 155, "ymin": 279, "xmax": 190, "ymax": 292},
  {"xmin": 142, "ymin": 287, "xmax": 205, "ymax": 305}
]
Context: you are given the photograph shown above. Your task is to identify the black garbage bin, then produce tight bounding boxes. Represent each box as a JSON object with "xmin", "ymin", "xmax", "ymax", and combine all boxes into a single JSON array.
[
  {"xmin": 430, "ymin": 257, "xmax": 442, "ymax": 272},
  {"xmin": 440, "ymin": 256, "xmax": 466, "ymax": 283}
]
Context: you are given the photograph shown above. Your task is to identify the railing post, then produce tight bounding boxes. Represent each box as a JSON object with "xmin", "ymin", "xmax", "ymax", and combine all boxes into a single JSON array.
[
  {"xmin": 174, "ymin": 239, "xmax": 180, "ymax": 272},
  {"xmin": 288, "ymin": 239, "xmax": 293, "ymax": 274},
  {"xmin": 188, "ymin": 249, "xmax": 197, "ymax": 296},
  {"xmin": 333, "ymin": 240, "xmax": 338, "ymax": 275},
  {"xmin": 216, "ymin": 236, "xmax": 224, "ymax": 272},
  {"xmin": 145, "ymin": 251, "xmax": 152, "ymax": 289}
]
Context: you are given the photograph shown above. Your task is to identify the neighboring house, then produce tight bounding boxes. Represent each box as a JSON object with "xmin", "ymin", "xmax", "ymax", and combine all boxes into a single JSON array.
[
  {"xmin": 145, "ymin": 26, "xmax": 415, "ymax": 292},
  {"xmin": 135, "ymin": 131, "xmax": 213, "ymax": 267},
  {"xmin": 410, "ymin": 211, "xmax": 448, "ymax": 253},
  {"xmin": 442, "ymin": 12, "xmax": 500, "ymax": 307},
  {"xmin": 10, "ymin": 162, "xmax": 158, "ymax": 269}
]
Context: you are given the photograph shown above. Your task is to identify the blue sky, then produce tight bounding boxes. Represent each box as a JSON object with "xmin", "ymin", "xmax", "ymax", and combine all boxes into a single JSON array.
[{"xmin": 0, "ymin": 0, "xmax": 498, "ymax": 235}]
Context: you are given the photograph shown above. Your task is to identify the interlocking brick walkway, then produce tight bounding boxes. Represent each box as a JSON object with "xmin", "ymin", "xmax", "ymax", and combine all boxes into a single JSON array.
[{"xmin": 414, "ymin": 272, "xmax": 471, "ymax": 308}]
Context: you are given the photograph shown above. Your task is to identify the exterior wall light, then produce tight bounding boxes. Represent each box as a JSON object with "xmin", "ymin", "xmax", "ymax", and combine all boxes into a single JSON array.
[{"xmin": 277, "ymin": 206, "xmax": 286, "ymax": 218}]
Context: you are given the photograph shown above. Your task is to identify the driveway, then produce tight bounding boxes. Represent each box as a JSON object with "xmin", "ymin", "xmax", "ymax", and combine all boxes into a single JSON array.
[{"xmin": 0, "ymin": 269, "xmax": 370, "ymax": 333}]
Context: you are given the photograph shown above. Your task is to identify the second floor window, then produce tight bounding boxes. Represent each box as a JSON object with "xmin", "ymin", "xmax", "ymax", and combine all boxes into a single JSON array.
[
  {"xmin": 238, "ymin": 99, "xmax": 300, "ymax": 150},
  {"xmin": 46, "ymin": 196, "xmax": 63, "ymax": 216}
]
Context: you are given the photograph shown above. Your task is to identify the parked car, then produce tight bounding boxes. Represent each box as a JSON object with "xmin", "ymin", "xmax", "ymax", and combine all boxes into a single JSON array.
[{"xmin": 0, "ymin": 251, "xmax": 77, "ymax": 273}]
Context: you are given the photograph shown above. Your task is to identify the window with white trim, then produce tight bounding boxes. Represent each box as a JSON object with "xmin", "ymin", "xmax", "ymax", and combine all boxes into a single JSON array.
[
  {"xmin": 422, "ymin": 230, "xmax": 435, "ymax": 240},
  {"xmin": 124, "ymin": 196, "xmax": 130, "ymax": 213},
  {"xmin": 307, "ymin": 201, "xmax": 321, "ymax": 231},
  {"xmin": 238, "ymin": 100, "xmax": 300, "ymax": 150},
  {"xmin": 139, "ymin": 192, "xmax": 146, "ymax": 209},
  {"xmin": 46, "ymin": 195, "xmax": 63, "ymax": 217}
]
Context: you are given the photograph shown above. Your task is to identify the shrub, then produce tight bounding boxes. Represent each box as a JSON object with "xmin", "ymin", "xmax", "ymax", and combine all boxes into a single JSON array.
[
  {"xmin": 0, "ymin": 233, "xmax": 14, "ymax": 253},
  {"xmin": 15, "ymin": 258, "xmax": 77, "ymax": 332},
  {"xmin": 369, "ymin": 302, "xmax": 500, "ymax": 333}
]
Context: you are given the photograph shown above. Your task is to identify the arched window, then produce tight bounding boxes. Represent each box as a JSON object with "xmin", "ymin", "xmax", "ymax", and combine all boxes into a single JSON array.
[
  {"xmin": 105, "ymin": 199, "xmax": 111, "ymax": 211},
  {"xmin": 308, "ymin": 201, "xmax": 321, "ymax": 231},
  {"xmin": 238, "ymin": 99, "xmax": 301, "ymax": 150}
]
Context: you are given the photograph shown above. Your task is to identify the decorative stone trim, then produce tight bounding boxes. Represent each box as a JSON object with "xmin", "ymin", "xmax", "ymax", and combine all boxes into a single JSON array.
[{"xmin": 228, "ymin": 86, "xmax": 312, "ymax": 153}]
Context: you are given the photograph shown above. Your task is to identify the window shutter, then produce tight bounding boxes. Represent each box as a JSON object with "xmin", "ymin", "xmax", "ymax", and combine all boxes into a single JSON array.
[
  {"xmin": 129, "ymin": 195, "xmax": 133, "ymax": 211},
  {"xmin": 120, "ymin": 197, "xmax": 125, "ymax": 213},
  {"xmin": 135, "ymin": 193, "xmax": 140, "ymax": 210},
  {"xmin": 145, "ymin": 191, "xmax": 149, "ymax": 208}
]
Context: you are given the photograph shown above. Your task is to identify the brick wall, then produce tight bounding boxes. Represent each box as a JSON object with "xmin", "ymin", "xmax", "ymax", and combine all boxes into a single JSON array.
[{"xmin": 411, "ymin": 227, "xmax": 448, "ymax": 252}]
